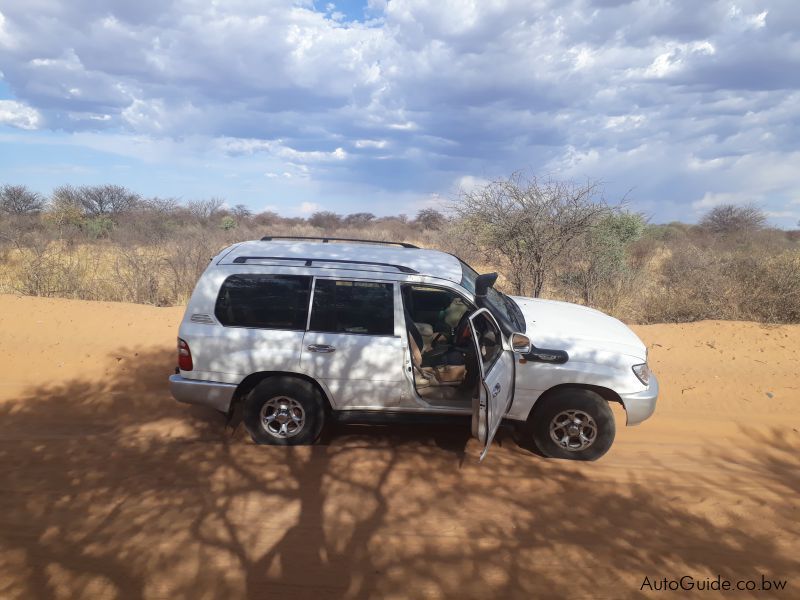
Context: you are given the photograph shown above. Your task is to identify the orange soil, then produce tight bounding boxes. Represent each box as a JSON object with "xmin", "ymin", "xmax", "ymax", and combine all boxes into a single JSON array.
[{"xmin": 0, "ymin": 294, "xmax": 797, "ymax": 599}]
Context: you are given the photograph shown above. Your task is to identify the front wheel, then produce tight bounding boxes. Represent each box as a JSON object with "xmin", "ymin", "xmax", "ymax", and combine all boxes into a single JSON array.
[
  {"xmin": 525, "ymin": 388, "xmax": 615, "ymax": 461},
  {"xmin": 243, "ymin": 377, "xmax": 326, "ymax": 445}
]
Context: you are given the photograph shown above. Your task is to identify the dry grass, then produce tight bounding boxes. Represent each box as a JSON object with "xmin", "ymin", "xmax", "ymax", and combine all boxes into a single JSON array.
[{"xmin": 1, "ymin": 211, "xmax": 798, "ymax": 323}]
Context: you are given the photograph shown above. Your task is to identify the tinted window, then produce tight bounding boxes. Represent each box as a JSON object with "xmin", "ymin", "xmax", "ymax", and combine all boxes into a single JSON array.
[
  {"xmin": 310, "ymin": 279, "xmax": 395, "ymax": 335},
  {"xmin": 472, "ymin": 312, "xmax": 503, "ymax": 371},
  {"xmin": 215, "ymin": 274, "xmax": 312, "ymax": 329},
  {"xmin": 459, "ymin": 260, "xmax": 525, "ymax": 334}
]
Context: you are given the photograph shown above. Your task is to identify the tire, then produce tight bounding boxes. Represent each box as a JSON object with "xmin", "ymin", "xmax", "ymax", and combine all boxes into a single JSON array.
[
  {"xmin": 526, "ymin": 388, "xmax": 615, "ymax": 461},
  {"xmin": 243, "ymin": 376, "xmax": 326, "ymax": 446}
]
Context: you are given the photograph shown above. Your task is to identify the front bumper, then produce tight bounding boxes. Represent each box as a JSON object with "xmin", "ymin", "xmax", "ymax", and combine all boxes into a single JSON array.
[
  {"xmin": 619, "ymin": 373, "xmax": 659, "ymax": 426},
  {"xmin": 169, "ymin": 375, "xmax": 236, "ymax": 413}
]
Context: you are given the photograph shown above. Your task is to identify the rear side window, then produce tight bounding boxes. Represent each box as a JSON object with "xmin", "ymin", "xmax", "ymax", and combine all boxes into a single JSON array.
[
  {"xmin": 215, "ymin": 274, "xmax": 312, "ymax": 330},
  {"xmin": 310, "ymin": 279, "xmax": 395, "ymax": 335}
]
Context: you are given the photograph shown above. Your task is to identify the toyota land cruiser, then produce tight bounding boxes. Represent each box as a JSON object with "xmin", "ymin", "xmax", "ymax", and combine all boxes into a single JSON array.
[{"xmin": 169, "ymin": 236, "xmax": 658, "ymax": 461}]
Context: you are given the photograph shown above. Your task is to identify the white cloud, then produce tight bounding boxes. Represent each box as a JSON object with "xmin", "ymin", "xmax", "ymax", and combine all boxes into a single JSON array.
[
  {"xmin": 604, "ymin": 114, "xmax": 645, "ymax": 131},
  {"xmin": 765, "ymin": 210, "xmax": 798, "ymax": 218},
  {"xmin": 121, "ymin": 98, "xmax": 167, "ymax": 132},
  {"xmin": 643, "ymin": 41, "xmax": 716, "ymax": 78},
  {"xmin": 0, "ymin": 100, "xmax": 42, "ymax": 130},
  {"xmin": 0, "ymin": 10, "xmax": 14, "ymax": 48},
  {"xmin": 456, "ymin": 175, "xmax": 489, "ymax": 193},
  {"xmin": 220, "ymin": 137, "xmax": 347, "ymax": 168},
  {"xmin": 298, "ymin": 201, "xmax": 321, "ymax": 214},
  {"xmin": 692, "ymin": 191, "xmax": 754, "ymax": 211},
  {"xmin": 355, "ymin": 139, "xmax": 388, "ymax": 149},
  {"xmin": 0, "ymin": 0, "xmax": 798, "ymax": 224}
]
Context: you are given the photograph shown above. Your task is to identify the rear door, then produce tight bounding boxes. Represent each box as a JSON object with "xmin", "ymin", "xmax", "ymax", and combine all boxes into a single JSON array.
[
  {"xmin": 468, "ymin": 308, "xmax": 515, "ymax": 461},
  {"xmin": 300, "ymin": 278, "xmax": 407, "ymax": 409}
]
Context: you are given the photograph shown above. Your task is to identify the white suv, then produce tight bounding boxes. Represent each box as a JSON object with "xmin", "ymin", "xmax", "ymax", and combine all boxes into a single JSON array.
[{"xmin": 170, "ymin": 237, "xmax": 658, "ymax": 461}]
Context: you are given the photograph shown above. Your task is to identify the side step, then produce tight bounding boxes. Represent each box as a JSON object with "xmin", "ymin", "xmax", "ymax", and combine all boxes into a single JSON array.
[{"xmin": 332, "ymin": 410, "xmax": 471, "ymax": 427}]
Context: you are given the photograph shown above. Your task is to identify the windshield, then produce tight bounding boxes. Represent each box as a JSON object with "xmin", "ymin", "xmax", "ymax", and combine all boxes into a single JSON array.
[{"xmin": 459, "ymin": 260, "xmax": 525, "ymax": 334}]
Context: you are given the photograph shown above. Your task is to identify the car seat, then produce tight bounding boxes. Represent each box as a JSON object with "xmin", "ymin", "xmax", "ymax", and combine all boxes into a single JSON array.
[{"xmin": 405, "ymin": 307, "xmax": 467, "ymax": 387}]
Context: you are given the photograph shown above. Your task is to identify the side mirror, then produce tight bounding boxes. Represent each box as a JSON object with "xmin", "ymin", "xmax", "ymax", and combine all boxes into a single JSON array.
[
  {"xmin": 510, "ymin": 332, "xmax": 532, "ymax": 354},
  {"xmin": 475, "ymin": 272, "xmax": 498, "ymax": 298}
]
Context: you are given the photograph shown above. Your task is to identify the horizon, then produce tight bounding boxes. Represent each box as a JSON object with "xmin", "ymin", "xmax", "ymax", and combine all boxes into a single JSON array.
[{"xmin": 1, "ymin": 1, "xmax": 799, "ymax": 227}]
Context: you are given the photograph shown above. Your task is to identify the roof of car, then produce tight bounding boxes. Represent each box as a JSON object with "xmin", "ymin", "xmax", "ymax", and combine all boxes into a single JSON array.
[{"xmin": 219, "ymin": 240, "xmax": 466, "ymax": 284}]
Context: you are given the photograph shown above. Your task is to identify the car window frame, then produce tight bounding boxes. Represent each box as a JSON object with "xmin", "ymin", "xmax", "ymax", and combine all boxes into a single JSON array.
[
  {"xmin": 214, "ymin": 273, "xmax": 313, "ymax": 331},
  {"xmin": 307, "ymin": 276, "xmax": 400, "ymax": 338},
  {"xmin": 400, "ymin": 281, "xmax": 476, "ymax": 326}
]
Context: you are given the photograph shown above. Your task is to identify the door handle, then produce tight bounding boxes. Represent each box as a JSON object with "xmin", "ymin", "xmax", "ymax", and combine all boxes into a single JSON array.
[
  {"xmin": 307, "ymin": 344, "xmax": 336, "ymax": 353},
  {"xmin": 491, "ymin": 383, "xmax": 501, "ymax": 398}
]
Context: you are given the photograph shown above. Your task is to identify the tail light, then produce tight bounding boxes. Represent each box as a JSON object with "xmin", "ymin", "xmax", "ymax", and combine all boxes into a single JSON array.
[{"xmin": 177, "ymin": 338, "xmax": 193, "ymax": 371}]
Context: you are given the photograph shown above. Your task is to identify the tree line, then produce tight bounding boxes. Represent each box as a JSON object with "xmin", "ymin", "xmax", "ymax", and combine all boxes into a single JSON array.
[{"xmin": 1, "ymin": 177, "xmax": 798, "ymax": 323}]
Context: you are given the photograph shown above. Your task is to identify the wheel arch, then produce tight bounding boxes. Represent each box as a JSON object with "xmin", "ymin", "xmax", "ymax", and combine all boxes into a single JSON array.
[
  {"xmin": 231, "ymin": 371, "xmax": 333, "ymax": 414},
  {"xmin": 527, "ymin": 383, "xmax": 623, "ymax": 420}
]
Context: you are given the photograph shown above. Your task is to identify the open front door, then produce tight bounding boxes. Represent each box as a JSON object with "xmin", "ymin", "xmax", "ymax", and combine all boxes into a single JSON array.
[{"xmin": 467, "ymin": 308, "xmax": 515, "ymax": 461}]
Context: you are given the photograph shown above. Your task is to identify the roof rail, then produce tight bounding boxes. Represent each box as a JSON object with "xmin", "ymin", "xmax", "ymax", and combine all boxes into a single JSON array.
[
  {"xmin": 232, "ymin": 255, "xmax": 419, "ymax": 274},
  {"xmin": 259, "ymin": 235, "xmax": 419, "ymax": 249}
]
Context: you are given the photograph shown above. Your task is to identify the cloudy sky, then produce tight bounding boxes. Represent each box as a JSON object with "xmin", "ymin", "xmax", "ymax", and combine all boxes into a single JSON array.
[{"xmin": 0, "ymin": 0, "xmax": 798, "ymax": 225}]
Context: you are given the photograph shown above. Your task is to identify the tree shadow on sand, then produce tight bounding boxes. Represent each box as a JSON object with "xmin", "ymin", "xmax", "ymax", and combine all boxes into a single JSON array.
[{"xmin": 0, "ymin": 347, "xmax": 797, "ymax": 598}]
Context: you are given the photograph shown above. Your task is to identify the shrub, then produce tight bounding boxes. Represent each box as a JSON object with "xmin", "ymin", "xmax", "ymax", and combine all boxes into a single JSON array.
[
  {"xmin": 0, "ymin": 185, "xmax": 45, "ymax": 215},
  {"xmin": 308, "ymin": 211, "xmax": 342, "ymax": 229},
  {"xmin": 563, "ymin": 212, "xmax": 646, "ymax": 306},
  {"xmin": 700, "ymin": 203, "xmax": 766, "ymax": 235},
  {"xmin": 85, "ymin": 216, "xmax": 114, "ymax": 239}
]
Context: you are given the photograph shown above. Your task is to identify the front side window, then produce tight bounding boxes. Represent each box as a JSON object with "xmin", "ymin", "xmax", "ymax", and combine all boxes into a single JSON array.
[
  {"xmin": 215, "ymin": 274, "xmax": 312, "ymax": 329},
  {"xmin": 310, "ymin": 279, "xmax": 395, "ymax": 335},
  {"xmin": 459, "ymin": 260, "xmax": 525, "ymax": 334}
]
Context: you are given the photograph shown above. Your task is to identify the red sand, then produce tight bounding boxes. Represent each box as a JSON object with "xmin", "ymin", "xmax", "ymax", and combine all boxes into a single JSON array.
[{"xmin": 0, "ymin": 294, "xmax": 797, "ymax": 598}]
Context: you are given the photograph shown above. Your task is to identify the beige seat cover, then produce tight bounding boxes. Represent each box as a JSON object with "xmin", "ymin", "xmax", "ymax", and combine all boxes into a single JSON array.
[
  {"xmin": 443, "ymin": 298, "xmax": 469, "ymax": 329},
  {"xmin": 414, "ymin": 322, "xmax": 434, "ymax": 349},
  {"xmin": 408, "ymin": 328, "xmax": 466, "ymax": 387}
]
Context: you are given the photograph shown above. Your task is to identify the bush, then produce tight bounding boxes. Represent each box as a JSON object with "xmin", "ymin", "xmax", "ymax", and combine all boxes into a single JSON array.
[
  {"xmin": 5, "ymin": 235, "xmax": 91, "ymax": 298},
  {"xmin": 640, "ymin": 244, "xmax": 800, "ymax": 324},
  {"xmin": 112, "ymin": 247, "xmax": 167, "ymax": 305},
  {"xmin": 700, "ymin": 204, "xmax": 766, "ymax": 235},
  {"xmin": 563, "ymin": 212, "xmax": 646, "ymax": 307},
  {"xmin": 2, "ymin": 180, "xmax": 798, "ymax": 324},
  {"xmin": 85, "ymin": 216, "xmax": 114, "ymax": 239}
]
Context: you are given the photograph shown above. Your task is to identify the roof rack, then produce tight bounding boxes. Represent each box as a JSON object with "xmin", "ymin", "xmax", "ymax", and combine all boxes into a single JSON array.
[
  {"xmin": 232, "ymin": 255, "xmax": 419, "ymax": 274},
  {"xmin": 259, "ymin": 235, "xmax": 419, "ymax": 249}
]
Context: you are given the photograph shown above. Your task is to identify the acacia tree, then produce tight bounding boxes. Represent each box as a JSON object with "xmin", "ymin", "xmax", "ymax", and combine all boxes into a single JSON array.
[
  {"xmin": 455, "ymin": 172, "xmax": 612, "ymax": 297},
  {"xmin": 79, "ymin": 184, "xmax": 141, "ymax": 217},
  {"xmin": 0, "ymin": 185, "xmax": 45, "ymax": 215},
  {"xmin": 414, "ymin": 208, "xmax": 446, "ymax": 230},
  {"xmin": 186, "ymin": 197, "xmax": 225, "ymax": 221},
  {"xmin": 308, "ymin": 211, "xmax": 342, "ymax": 229},
  {"xmin": 700, "ymin": 204, "xmax": 765, "ymax": 235},
  {"xmin": 343, "ymin": 212, "xmax": 375, "ymax": 227}
]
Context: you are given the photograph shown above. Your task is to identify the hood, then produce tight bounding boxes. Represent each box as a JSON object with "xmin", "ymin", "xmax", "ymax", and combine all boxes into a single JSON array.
[{"xmin": 510, "ymin": 296, "xmax": 646, "ymax": 362}]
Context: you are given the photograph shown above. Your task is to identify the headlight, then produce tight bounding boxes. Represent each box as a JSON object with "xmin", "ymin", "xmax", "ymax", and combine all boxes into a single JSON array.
[{"xmin": 632, "ymin": 363, "xmax": 650, "ymax": 386}]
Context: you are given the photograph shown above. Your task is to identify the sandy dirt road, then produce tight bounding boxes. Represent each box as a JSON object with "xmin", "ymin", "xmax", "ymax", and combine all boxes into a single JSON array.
[{"xmin": 0, "ymin": 294, "xmax": 797, "ymax": 599}]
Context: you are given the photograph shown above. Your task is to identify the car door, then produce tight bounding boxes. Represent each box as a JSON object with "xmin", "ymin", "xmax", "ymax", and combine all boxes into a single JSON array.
[
  {"xmin": 467, "ymin": 308, "xmax": 515, "ymax": 461},
  {"xmin": 300, "ymin": 277, "xmax": 408, "ymax": 409}
]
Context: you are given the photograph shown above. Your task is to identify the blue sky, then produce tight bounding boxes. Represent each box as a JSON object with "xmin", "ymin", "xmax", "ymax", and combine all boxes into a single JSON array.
[{"xmin": 1, "ymin": 0, "xmax": 799, "ymax": 225}]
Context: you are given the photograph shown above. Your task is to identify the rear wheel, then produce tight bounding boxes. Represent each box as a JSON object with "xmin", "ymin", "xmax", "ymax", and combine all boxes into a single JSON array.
[
  {"xmin": 526, "ymin": 388, "xmax": 615, "ymax": 461},
  {"xmin": 243, "ymin": 377, "xmax": 326, "ymax": 445}
]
